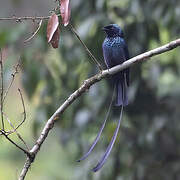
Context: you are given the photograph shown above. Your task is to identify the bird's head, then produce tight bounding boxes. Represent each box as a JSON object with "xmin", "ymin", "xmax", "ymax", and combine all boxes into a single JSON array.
[{"xmin": 103, "ymin": 24, "xmax": 124, "ymax": 38}]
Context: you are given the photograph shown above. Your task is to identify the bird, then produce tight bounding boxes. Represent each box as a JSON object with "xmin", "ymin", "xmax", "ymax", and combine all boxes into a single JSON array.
[
  {"xmin": 102, "ymin": 24, "xmax": 130, "ymax": 106},
  {"xmin": 77, "ymin": 24, "xmax": 130, "ymax": 172}
]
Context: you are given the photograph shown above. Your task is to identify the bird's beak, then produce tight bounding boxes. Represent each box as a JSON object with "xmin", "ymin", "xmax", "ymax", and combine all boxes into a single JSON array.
[
  {"xmin": 102, "ymin": 26, "xmax": 108, "ymax": 31},
  {"xmin": 102, "ymin": 25, "xmax": 112, "ymax": 32}
]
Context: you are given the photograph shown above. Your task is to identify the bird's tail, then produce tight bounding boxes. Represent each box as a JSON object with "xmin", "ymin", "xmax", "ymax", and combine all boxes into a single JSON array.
[
  {"xmin": 115, "ymin": 78, "xmax": 128, "ymax": 106},
  {"xmin": 92, "ymin": 103, "xmax": 124, "ymax": 172},
  {"xmin": 77, "ymin": 87, "xmax": 115, "ymax": 162}
]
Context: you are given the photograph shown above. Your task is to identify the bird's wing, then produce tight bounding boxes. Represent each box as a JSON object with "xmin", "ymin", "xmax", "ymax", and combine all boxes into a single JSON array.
[
  {"xmin": 124, "ymin": 42, "xmax": 129, "ymax": 60},
  {"xmin": 123, "ymin": 43, "xmax": 130, "ymax": 86},
  {"xmin": 124, "ymin": 43, "xmax": 130, "ymax": 86},
  {"xmin": 103, "ymin": 38, "xmax": 130, "ymax": 86},
  {"xmin": 111, "ymin": 44, "xmax": 127, "ymax": 65},
  {"xmin": 103, "ymin": 42, "xmax": 126, "ymax": 67},
  {"xmin": 111, "ymin": 39, "xmax": 130, "ymax": 86},
  {"xmin": 102, "ymin": 40, "xmax": 112, "ymax": 68}
]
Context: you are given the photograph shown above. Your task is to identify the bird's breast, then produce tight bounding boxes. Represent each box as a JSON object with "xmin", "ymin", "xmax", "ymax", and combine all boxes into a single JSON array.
[{"xmin": 103, "ymin": 37, "xmax": 126, "ymax": 68}]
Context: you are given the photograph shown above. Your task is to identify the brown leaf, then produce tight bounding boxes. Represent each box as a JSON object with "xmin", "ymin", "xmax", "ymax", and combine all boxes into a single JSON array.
[
  {"xmin": 47, "ymin": 13, "xmax": 59, "ymax": 43},
  {"xmin": 60, "ymin": 0, "xmax": 71, "ymax": 26},
  {"xmin": 50, "ymin": 27, "xmax": 60, "ymax": 48}
]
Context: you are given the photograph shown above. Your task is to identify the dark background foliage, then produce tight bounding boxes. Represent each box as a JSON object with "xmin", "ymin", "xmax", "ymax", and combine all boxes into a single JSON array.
[{"xmin": 0, "ymin": 0, "xmax": 180, "ymax": 179}]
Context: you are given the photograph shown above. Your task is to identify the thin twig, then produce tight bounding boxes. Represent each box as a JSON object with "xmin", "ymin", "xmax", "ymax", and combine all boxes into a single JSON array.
[
  {"xmin": 3, "ymin": 62, "xmax": 20, "ymax": 103},
  {"xmin": 4, "ymin": 88, "xmax": 26, "ymax": 134},
  {"xmin": 0, "ymin": 50, "xmax": 4, "ymax": 130},
  {"xmin": 0, "ymin": 130, "xmax": 30, "ymax": 156},
  {"xmin": 0, "ymin": 15, "xmax": 102, "ymax": 72},
  {"xmin": 0, "ymin": 59, "xmax": 29, "ymax": 150},
  {"xmin": 24, "ymin": 20, "xmax": 43, "ymax": 43},
  {"xmin": 0, "ymin": 14, "xmax": 60, "ymax": 22},
  {"xmin": 18, "ymin": 38, "xmax": 180, "ymax": 180},
  {"xmin": 69, "ymin": 23, "xmax": 103, "ymax": 71},
  {"xmin": 15, "ymin": 89, "xmax": 26, "ymax": 131},
  {"xmin": 3, "ymin": 112, "xmax": 29, "ymax": 150}
]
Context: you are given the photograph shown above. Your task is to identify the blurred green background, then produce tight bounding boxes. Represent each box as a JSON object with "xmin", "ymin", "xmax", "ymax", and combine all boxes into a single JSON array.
[{"xmin": 0, "ymin": 0, "xmax": 180, "ymax": 179}]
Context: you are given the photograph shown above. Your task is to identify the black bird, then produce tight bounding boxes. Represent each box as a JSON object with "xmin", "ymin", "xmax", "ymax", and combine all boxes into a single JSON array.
[
  {"xmin": 103, "ymin": 24, "xmax": 129, "ymax": 106},
  {"xmin": 78, "ymin": 24, "xmax": 130, "ymax": 172}
]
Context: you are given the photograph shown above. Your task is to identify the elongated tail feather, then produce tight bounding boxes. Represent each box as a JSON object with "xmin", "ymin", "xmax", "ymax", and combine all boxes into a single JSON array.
[
  {"xmin": 92, "ymin": 105, "xmax": 124, "ymax": 172},
  {"xmin": 77, "ymin": 87, "xmax": 115, "ymax": 162}
]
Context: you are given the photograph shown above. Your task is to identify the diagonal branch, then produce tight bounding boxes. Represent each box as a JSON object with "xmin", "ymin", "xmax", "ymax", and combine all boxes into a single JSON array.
[{"xmin": 18, "ymin": 38, "xmax": 180, "ymax": 180}]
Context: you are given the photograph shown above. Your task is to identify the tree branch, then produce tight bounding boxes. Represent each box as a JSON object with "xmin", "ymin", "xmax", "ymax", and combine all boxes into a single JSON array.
[
  {"xmin": 18, "ymin": 38, "xmax": 180, "ymax": 180},
  {"xmin": 0, "ymin": 15, "xmax": 60, "ymax": 22}
]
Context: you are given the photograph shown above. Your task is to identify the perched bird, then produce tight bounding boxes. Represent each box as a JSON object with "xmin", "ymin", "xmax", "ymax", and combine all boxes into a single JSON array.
[
  {"xmin": 78, "ymin": 24, "xmax": 130, "ymax": 172},
  {"xmin": 102, "ymin": 24, "xmax": 130, "ymax": 106}
]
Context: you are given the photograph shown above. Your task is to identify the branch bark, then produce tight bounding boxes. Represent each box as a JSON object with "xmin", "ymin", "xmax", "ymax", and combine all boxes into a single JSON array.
[
  {"xmin": 18, "ymin": 38, "xmax": 180, "ymax": 180},
  {"xmin": 0, "ymin": 15, "xmax": 59, "ymax": 21}
]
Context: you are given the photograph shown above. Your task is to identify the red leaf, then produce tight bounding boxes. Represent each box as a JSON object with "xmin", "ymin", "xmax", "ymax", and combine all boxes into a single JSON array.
[
  {"xmin": 47, "ymin": 13, "xmax": 59, "ymax": 43},
  {"xmin": 50, "ymin": 27, "xmax": 60, "ymax": 48},
  {"xmin": 60, "ymin": 0, "xmax": 71, "ymax": 26}
]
